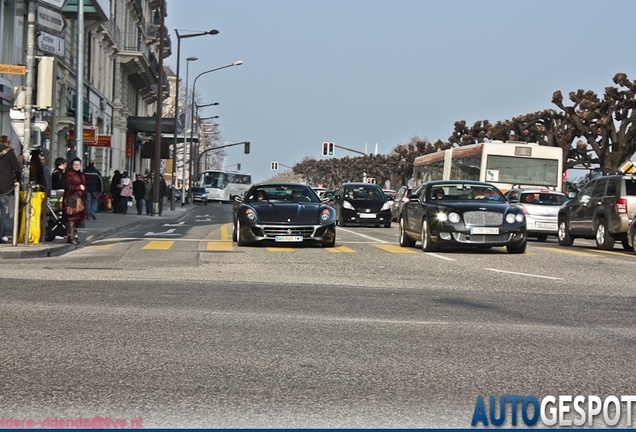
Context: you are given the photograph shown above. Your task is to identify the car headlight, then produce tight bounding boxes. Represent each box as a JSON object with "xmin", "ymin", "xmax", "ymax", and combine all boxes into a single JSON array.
[
  {"xmin": 506, "ymin": 213, "xmax": 524, "ymax": 224},
  {"xmin": 448, "ymin": 212, "xmax": 460, "ymax": 223},
  {"xmin": 436, "ymin": 212, "xmax": 448, "ymax": 222},
  {"xmin": 320, "ymin": 208, "xmax": 333, "ymax": 223},
  {"xmin": 245, "ymin": 209, "xmax": 257, "ymax": 221},
  {"xmin": 381, "ymin": 202, "xmax": 390, "ymax": 211},
  {"xmin": 343, "ymin": 200, "xmax": 355, "ymax": 210}
]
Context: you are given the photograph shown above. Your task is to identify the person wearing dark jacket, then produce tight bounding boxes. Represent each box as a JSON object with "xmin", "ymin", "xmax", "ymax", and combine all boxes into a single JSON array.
[
  {"xmin": 110, "ymin": 170, "xmax": 122, "ymax": 213},
  {"xmin": 0, "ymin": 136, "xmax": 21, "ymax": 243},
  {"xmin": 132, "ymin": 174, "xmax": 146, "ymax": 215},
  {"xmin": 51, "ymin": 157, "xmax": 66, "ymax": 191},
  {"xmin": 62, "ymin": 158, "xmax": 86, "ymax": 245},
  {"xmin": 83, "ymin": 160, "xmax": 102, "ymax": 220}
]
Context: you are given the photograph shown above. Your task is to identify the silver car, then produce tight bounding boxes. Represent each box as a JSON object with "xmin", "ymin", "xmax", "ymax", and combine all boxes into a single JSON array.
[{"xmin": 507, "ymin": 188, "xmax": 568, "ymax": 242}]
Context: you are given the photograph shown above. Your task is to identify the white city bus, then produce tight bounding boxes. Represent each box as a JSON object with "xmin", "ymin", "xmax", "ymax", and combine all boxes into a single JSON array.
[
  {"xmin": 412, "ymin": 141, "xmax": 564, "ymax": 192},
  {"xmin": 199, "ymin": 170, "xmax": 252, "ymax": 202}
]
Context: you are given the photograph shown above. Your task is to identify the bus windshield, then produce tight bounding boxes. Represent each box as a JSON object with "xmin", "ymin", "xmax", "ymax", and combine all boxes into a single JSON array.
[{"xmin": 202, "ymin": 172, "xmax": 227, "ymax": 189}]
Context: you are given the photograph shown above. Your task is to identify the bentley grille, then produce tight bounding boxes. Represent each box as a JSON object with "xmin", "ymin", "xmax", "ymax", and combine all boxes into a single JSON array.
[{"xmin": 463, "ymin": 211, "xmax": 503, "ymax": 226}]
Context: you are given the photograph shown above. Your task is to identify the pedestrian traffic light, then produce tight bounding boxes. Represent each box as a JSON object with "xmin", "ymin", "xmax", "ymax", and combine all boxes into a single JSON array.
[
  {"xmin": 328, "ymin": 142, "xmax": 334, "ymax": 156},
  {"xmin": 271, "ymin": 161, "xmax": 278, "ymax": 170},
  {"xmin": 322, "ymin": 142, "xmax": 329, "ymax": 156},
  {"xmin": 244, "ymin": 141, "xmax": 250, "ymax": 154}
]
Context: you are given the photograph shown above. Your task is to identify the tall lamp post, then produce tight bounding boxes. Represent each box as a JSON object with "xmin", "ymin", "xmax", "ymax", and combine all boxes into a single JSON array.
[
  {"xmin": 188, "ymin": 60, "xmax": 243, "ymax": 201},
  {"xmin": 170, "ymin": 29, "xmax": 219, "ymax": 210},
  {"xmin": 179, "ymin": 56, "xmax": 198, "ymax": 205},
  {"xmin": 197, "ymin": 115, "xmax": 219, "ymax": 177}
]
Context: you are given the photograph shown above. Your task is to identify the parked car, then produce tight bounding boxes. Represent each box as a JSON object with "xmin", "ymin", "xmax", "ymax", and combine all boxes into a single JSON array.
[
  {"xmin": 506, "ymin": 188, "xmax": 567, "ymax": 241},
  {"xmin": 383, "ymin": 189, "xmax": 397, "ymax": 200},
  {"xmin": 233, "ymin": 183, "xmax": 336, "ymax": 247},
  {"xmin": 390, "ymin": 185, "xmax": 412, "ymax": 222},
  {"xmin": 398, "ymin": 180, "xmax": 527, "ymax": 253},
  {"xmin": 557, "ymin": 174, "xmax": 636, "ymax": 250},
  {"xmin": 190, "ymin": 186, "xmax": 208, "ymax": 205},
  {"xmin": 332, "ymin": 182, "xmax": 392, "ymax": 228}
]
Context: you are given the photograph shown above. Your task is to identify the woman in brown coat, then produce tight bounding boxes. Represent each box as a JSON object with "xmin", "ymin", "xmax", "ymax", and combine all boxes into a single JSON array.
[{"xmin": 62, "ymin": 157, "xmax": 86, "ymax": 244}]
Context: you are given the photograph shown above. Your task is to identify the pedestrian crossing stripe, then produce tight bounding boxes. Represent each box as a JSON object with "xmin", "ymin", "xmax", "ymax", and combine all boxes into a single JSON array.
[
  {"xmin": 266, "ymin": 247, "xmax": 295, "ymax": 252},
  {"xmin": 142, "ymin": 240, "xmax": 175, "ymax": 250},
  {"xmin": 373, "ymin": 244, "xmax": 417, "ymax": 253},
  {"xmin": 206, "ymin": 241, "xmax": 233, "ymax": 251},
  {"xmin": 220, "ymin": 224, "xmax": 231, "ymax": 241},
  {"xmin": 326, "ymin": 245, "xmax": 355, "ymax": 253},
  {"xmin": 538, "ymin": 247, "xmax": 596, "ymax": 257}
]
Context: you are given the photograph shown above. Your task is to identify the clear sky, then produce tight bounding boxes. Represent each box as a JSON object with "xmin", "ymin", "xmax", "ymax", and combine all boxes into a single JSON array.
[{"xmin": 165, "ymin": 0, "xmax": 636, "ymax": 183}]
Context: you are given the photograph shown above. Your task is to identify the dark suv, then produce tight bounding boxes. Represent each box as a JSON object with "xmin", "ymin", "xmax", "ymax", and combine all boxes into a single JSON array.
[{"xmin": 557, "ymin": 174, "xmax": 636, "ymax": 250}]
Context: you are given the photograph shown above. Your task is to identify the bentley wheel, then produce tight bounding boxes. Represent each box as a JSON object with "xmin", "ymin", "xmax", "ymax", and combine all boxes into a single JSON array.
[{"xmin": 420, "ymin": 219, "xmax": 436, "ymax": 252}]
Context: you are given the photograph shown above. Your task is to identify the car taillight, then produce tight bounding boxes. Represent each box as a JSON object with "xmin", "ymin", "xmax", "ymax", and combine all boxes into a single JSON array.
[
  {"xmin": 615, "ymin": 198, "xmax": 628, "ymax": 214},
  {"xmin": 518, "ymin": 205, "xmax": 529, "ymax": 215}
]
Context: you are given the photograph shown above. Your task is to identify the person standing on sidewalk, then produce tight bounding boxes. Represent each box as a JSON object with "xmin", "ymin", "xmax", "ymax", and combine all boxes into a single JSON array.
[
  {"xmin": 0, "ymin": 136, "xmax": 21, "ymax": 244},
  {"xmin": 143, "ymin": 176, "xmax": 153, "ymax": 215},
  {"xmin": 132, "ymin": 174, "xmax": 146, "ymax": 215},
  {"xmin": 62, "ymin": 158, "xmax": 86, "ymax": 245},
  {"xmin": 110, "ymin": 170, "xmax": 122, "ymax": 213},
  {"xmin": 83, "ymin": 160, "xmax": 102, "ymax": 220},
  {"xmin": 51, "ymin": 157, "xmax": 66, "ymax": 191},
  {"xmin": 158, "ymin": 174, "xmax": 168, "ymax": 216},
  {"xmin": 117, "ymin": 171, "xmax": 133, "ymax": 214}
]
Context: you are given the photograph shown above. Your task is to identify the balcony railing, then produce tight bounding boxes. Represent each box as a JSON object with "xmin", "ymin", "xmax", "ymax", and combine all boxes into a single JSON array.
[{"xmin": 100, "ymin": 19, "xmax": 121, "ymax": 47}]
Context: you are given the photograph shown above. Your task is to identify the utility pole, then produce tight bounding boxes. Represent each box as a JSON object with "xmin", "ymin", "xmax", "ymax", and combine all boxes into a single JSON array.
[
  {"xmin": 74, "ymin": 0, "xmax": 84, "ymax": 163},
  {"xmin": 152, "ymin": 0, "xmax": 165, "ymax": 215},
  {"xmin": 21, "ymin": 0, "xmax": 36, "ymax": 245}
]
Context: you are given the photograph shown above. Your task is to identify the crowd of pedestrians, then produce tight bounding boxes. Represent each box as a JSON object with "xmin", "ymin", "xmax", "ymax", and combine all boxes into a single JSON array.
[{"xmin": 0, "ymin": 135, "xmax": 173, "ymax": 245}]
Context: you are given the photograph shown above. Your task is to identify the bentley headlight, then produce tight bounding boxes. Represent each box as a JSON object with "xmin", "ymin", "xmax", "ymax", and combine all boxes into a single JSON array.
[
  {"xmin": 343, "ymin": 200, "xmax": 355, "ymax": 210},
  {"xmin": 448, "ymin": 212, "xmax": 460, "ymax": 223},
  {"xmin": 437, "ymin": 212, "xmax": 448, "ymax": 222},
  {"xmin": 516, "ymin": 213, "xmax": 525, "ymax": 223},
  {"xmin": 245, "ymin": 209, "xmax": 257, "ymax": 221},
  {"xmin": 506, "ymin": 213, "xmax": 516, "ymax": 224}
]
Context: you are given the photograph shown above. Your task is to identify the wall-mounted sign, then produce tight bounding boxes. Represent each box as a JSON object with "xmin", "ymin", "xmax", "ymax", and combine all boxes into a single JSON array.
[
  {"xmin": 90, "ymin": 135, "xmax": 111, "ymax": 148},
  {"xmin": 37, "ymin": 31, "xmax": 64, "ymax": 56},
  {"xmin": 37, "ymin": 5, "xmax": 67, "ymax": 34},
  {"xmin": 39, "ymin": 0, "xmax": 68, "ymax": 10},
  {"xmin": 68, "ymin": 126, "xmax": 97, "ymax": 144}
]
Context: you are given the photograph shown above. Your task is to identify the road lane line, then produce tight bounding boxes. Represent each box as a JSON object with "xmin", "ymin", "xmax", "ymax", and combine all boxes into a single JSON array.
[
  {"xmin": 538, "ymin": 248, "xmax": 597, "ymax": 257},
  {"xmin": 326, "ymin": 245, "xmax": 355, "ymax": 253},
  {"xmin": 585, "ymin": 248, "xmax": 636, "ymax": 257},
  {"xmin": 427, "ymin": 252, "xmax": 456, "ymax": 261},
  {"xmin": 206, "ymin": 241, "xmax": 233, "ymax": 251},
  {"xmin": 266, "ymin": 247, "xmax": 295, "ymax": 252},
  {"xmin": 337, "ymin": 227, "xmax": 389, "ymax": 243},
  {"xmin": 485, "ymin": 268, "xmax": 563, "ymax": 280},
  {"xmin": 142, "ymin": 240, "xmax": 175, "ymax": 250},
  {"xmin": 373, "ymin": 244, "xmax": 417, "ymax": 253}
]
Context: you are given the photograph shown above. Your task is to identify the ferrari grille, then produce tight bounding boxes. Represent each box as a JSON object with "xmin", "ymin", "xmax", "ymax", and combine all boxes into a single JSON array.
[
  {"xmin": 263, "ymin": 226, "xmax": 315, "ymax": 237},
  {"xmin": 463, "ymin": 211, "xmax": 503, "ymax": 226}
]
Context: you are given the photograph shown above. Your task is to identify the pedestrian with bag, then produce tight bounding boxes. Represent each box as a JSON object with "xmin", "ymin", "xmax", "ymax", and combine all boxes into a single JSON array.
[
  {"xmin": 117, "ymin": 171, "xmax": 132, "ymax": 214},
  {"xmin": 143, "ymin": 176, "xmax": 153, "ymax": 215},
  {"xmin": 62, "ymin": 157, "xmax": 86, "ymax": 245}
]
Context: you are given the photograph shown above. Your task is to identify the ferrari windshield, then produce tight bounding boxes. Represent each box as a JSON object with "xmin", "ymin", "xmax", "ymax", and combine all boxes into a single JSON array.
[{"xmin": 245, "ymin": 184, "xmax": 320, "ymax": 203}]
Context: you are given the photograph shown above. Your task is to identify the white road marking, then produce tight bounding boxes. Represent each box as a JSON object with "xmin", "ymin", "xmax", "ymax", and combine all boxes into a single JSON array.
[
  {"xmin": 144, "ymin": 229, "xmax": 177, "ymax": 236},
  {"xmin": 163, "ymin": 221, "xmax": 186, "ymax": 227},
  {"xmin": 427, "ymin": 253, "xmax": 456, "ymax": 261},
  {"xmin": 485, "ymin": 268, "xmax": 563, "ymax": 280},
  {"xmin": 337, "ymin": 227, "xmax": 389, "ymax": 243}
]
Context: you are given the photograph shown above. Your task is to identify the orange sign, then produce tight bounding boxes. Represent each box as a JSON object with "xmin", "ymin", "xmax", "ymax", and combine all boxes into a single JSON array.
[
  {"xmin": 90, "ymin": 135, "xmax": 111, "ymax": 148},
  {"xmin": 126, "ymin": 135, "xmax": 134, "ymax": 158},
  {"xmin": 68, "ymin": 126, "xmax": 97, "ymax": 143}
]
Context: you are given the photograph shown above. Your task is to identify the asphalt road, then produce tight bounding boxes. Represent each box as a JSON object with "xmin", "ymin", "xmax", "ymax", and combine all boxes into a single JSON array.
[{"xmin": 0, "ymin": 203, "xmax": 634, "ymax": 428}]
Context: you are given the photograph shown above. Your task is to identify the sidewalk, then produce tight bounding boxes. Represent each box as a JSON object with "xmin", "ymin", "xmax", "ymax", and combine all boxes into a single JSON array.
[{"xmin": 0, "ymin": 204, "xmax": 196, "ymax": 260}]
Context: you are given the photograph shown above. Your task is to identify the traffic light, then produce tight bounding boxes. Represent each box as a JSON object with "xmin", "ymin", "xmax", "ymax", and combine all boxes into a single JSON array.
[
  {"xmin": 236, "ymin": 163, "xmax": 241, "ymax": 171},
  {"xmin": 328, "ymin": 142, "xmax": 334, "ymax": 156},
  {"xmin": 322, "ymin": 142, "xmax": 329, "ymax": 156},
  {"xmin": 244, "ymin": 141, "xmax": 250, "ymax": 154},
  {"xmin": 271, "ymin": 161, "xmax": 278, "ymax": 170}
]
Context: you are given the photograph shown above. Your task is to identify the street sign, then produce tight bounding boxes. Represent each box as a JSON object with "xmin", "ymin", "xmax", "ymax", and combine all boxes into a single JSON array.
[
  {"xmin": 0, "ymin": 64, "xmax": 26, "ymax": 75},
  {"xmin": 11, "ymin": 121, "xmax": 48, "ymax": 146},
  {"xmin": 37, "ymin": 31, "xmax": 64, "ymax": 56},
  {"xmin": 38, "ymin": 0, "xmax": 67, "ymax": 10},
  {"xmin": 37, "ymin": 5, "xmax": 66, "ymax": 34}
]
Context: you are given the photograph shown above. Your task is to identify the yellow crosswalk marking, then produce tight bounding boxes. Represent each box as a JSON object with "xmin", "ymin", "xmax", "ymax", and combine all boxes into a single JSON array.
[
  {"xmin": 206, "ymin": 241, "xmax": 233, "ymax": 251},
  {"xmin": 266, "ymin": 247, "xmax": 295, "ymax": 252},
  {"xmin": 585, "ymin": 248, "xmax": 636, "ymax": 257},
  {"xmin": 220, "ymin": 224, "xmax": 231, "ymax": 241},
  {"xmin": 326, "ymin": 245, "xmax": 355, "ymax": 253},
  {"xmin": 539, "ymin": 247, "xmax": 596, "ymax": 257},
  {"xmin": 142, "ymin": 240, "xmax": 175, "ymax": 250},
  {"xmin": 373, "ymin": 244, "xmax": 417, "ymax": 253}
]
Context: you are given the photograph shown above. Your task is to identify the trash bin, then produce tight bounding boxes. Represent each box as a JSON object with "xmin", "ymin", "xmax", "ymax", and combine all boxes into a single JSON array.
[{"xmin": 18, "ymin": 191, "xmax": 46, "ymax": 244}]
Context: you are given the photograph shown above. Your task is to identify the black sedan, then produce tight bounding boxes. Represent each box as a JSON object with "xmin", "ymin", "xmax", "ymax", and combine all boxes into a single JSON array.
[
  {"xmin": 398, "ymin": 181, "xmax": 527, "ymax": 253},
  {"xmin": 332, "ymin": 182, "xmax": 392, "ymax": 228},
  {"xmin": 233, "ymin": 183, "xmax": 336, "ymax": 247}
]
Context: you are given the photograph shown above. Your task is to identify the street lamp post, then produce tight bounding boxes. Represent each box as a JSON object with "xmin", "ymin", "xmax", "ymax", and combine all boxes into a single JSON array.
[
  {"xmin": 196, "ymin": 115, "xmax": 219, "ymax": 178},
  {"xmin": 179, "ymin": 56, "xmax": 197, "ymax": 205},
  {"xmin": 170, "ymin": 28, "xmax": 219, "ymax": 210},
  {"xmin": 188, "ymin": 60, "xmax": 243, "ymax": 202}
]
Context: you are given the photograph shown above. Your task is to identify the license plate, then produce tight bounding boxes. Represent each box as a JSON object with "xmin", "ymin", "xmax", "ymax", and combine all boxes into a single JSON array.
[
  {"xmin": 536, "ymin": 222, "xmax": 557, "ymax": 230},
  {"xmin": 359, "ymin": 213, "xmax": 376, "ymax": 219},
  {"xmin": 275, "ymin": 235, "xmax": 303, "ymax": 242},
  {"xmin": 471, "ymin": 227, "xmax": 499, "ymax": 235}
]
